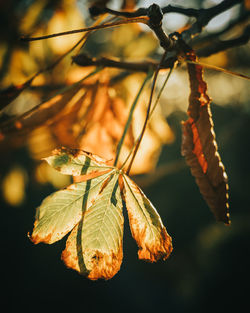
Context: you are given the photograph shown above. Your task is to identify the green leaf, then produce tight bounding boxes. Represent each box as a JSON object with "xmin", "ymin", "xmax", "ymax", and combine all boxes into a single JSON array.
[
  {"xmin": 62, "ymin": 172, "xmax": 124, "ymax": 280},
  {"xmin": 45, "ymin": 147, "xmax": 114, "ymax": 176},
  {"xmin": 122, "ymin": 174, "xmax": 172, "ymax": 262},
  {"xmin": 31, "ymin": 170, "xmax": 113, "ymax": 244}
]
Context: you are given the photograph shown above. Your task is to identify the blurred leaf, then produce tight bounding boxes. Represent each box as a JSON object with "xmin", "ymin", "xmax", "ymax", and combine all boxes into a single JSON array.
[
  {"xmin": 245, "ymin": 0, "xmax": 250, "ymax": 9},
  {"xmin": 20, "ymin": 0, "xmax": 49, "ymax": 34},
  {"xmin": 181, "ymin": 49, "xmax": 230, "ymax": 224},
  {"xmin": 50, "ymin": 73, "xmax": 135, "ymax": 162},
  {"xmin": 0, "ymin": 78, "xmax": 33, "ymax": 111},
  {"xmin": 2, "ymin": 166, "xmax": 27, "ymax": 206},
  {"xmin": 46, "ymin": 4, "xmax": 85, "ymax": 54},
  {"xmin": 0, "ymin": 68, "xmax": 173, "ymax": 175}
]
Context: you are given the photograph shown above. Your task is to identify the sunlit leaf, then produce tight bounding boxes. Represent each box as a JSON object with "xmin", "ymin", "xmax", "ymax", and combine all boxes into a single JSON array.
[
  {"xmin": 31, "ymin": 170, "xmax": 113, "ymax": 244},
  {"xmin": 31, "ymin": 148, "xmax": 172, "ymax": 280},
  {"xmin": 181, "ymin": 49, "xmax": 230, "ymax": 224},
  {"xmin": 62, "ymin": 172, "xmax": 123, "ymax": 280},
  {"xmin": 122, "ymin": 174, "xmax": 172, "ymax": 262}
]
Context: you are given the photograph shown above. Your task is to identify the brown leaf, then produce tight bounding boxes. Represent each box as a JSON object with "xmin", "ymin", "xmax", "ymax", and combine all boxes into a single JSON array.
[{"xmin": 181, "ymin": 49, "xmax": 230, "ymax": 224}]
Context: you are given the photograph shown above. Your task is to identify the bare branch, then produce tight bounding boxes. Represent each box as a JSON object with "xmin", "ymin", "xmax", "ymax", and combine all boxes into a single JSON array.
[
  {"xmin": 191, "ymin": 9, "xmax": 250, "ymax": 48},
  {"xmin": 72, "ymin": 53, "xmax": 177, "ymax": 73},
  {"xmin": 89, "ymin": 0, "xmax": 244, "ymax": 43},
  {"xmin": 72, "ymin": 54, "xmax": 157, "ymax": 72},
  {"xmin": 197, "ymin": 25, "xmax": 250, "ymax": 57},
  {"xmin": 182, "ymin": 0, "xmax": 244, "ymax": 40}
]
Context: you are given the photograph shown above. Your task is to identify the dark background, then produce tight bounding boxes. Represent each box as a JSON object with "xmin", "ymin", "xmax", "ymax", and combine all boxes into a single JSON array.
[{"xmin": 1, "ymin": 0, "xmax": 250, "ymax": 312}]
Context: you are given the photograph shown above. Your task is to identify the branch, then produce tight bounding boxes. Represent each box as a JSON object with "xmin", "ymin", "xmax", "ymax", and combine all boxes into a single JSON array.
[
  {"xmin": 90, "ymin": 0, "xmax": 244, "ymax": 43},
  {"xmin": 72, "ymin": 53, "xmax": 177, "ymax": 73},
  {"xmin": 72, "ymin": 54, "xmax": 157, "ymax": 72},
  {"xmin": 161, "ymin": 5, "xmax": 199, "ymax": 17},
  {"xmin": 197, "ymin": 25, "xmax": 250, "ymax": 57},
  {"xmin": 90, "ymin": 4, "xmax": 176, "ymax": 51},
  {"xmin": 182, "ymin": 0, "xmax": 244, "ymax": 40},
  {"xmin": 191, "ymin": 9, "xmax": 250, "ymax": 48}
]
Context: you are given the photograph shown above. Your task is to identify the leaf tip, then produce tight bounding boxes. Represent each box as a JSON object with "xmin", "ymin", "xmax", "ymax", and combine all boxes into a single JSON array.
[
  {"xmin": 138, "ymin": 227, "xmax": 173, "ymax": 262},
  {"xmin": 87, "ymin": 247, "xmax": 123, "ymax": 280},
  {"xmin": 62, "ymin": 245, "xmax": 123, "ymax": 280}
]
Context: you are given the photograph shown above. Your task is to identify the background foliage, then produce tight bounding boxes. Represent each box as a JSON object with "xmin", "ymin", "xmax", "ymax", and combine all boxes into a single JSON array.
[{"xmin": 1, "ymin": 0, "xmax": 250, "ymax": 312}]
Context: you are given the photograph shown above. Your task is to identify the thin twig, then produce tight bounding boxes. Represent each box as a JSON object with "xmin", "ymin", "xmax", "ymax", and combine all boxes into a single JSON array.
[
  {"xmin": 119, "ymin": 65, "xmax": 175, "ymax": 172},
  {"xmin": 126, "ymin": 51, "xmax": 167, "ymax": 175},
  {"xmin": 114, "ymin": 71, "xmax": 153, "ymax": 167},
  {"xmin": 20, "ymin": 18, "xmax": 148, "ymax": 41}
]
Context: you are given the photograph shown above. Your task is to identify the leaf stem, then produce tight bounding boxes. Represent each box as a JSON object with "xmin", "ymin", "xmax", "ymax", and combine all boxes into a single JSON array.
[
  {"xmin": 120, "ymin": 64, "xmax": 175, "ymax": 172},
  {"xmin": 126, "ymin": 51, "xmax": 167, "ymax": 175},
  {"xmin": 150, "ymin": 63, "xmax": 176, "ymax": 115},
  {"xmin": 118, "ymin": 65, "xmax": 178, "ymax": 174},
  {"xmin": 114, "ymin": 70, "xmax": 153, "ymax": 167}
]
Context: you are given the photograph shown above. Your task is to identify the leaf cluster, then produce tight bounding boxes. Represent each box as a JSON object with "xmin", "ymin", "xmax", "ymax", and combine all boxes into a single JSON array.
[{"xmin": 31, "ymin": 148, "xmax": 172, "ymax": 280}]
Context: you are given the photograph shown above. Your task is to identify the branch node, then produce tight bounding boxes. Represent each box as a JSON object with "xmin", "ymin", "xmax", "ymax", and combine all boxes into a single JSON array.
[
  {"xmin": 147, "ymin": 4, "xmax": 163, "ymax": 27},
  {"xmin": 89, "ymin": 6, "xmax": 104, "ymax": 17}
]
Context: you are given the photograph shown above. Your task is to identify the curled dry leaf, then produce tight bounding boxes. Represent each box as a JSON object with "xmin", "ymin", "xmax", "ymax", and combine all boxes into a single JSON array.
[
  {"xmin": 30, "ymin": 148, "xmax": 172, "ymax": 280},
  {"xmin": 181, "ymin": 49, "xmax": 230, "ymax": 224}
]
